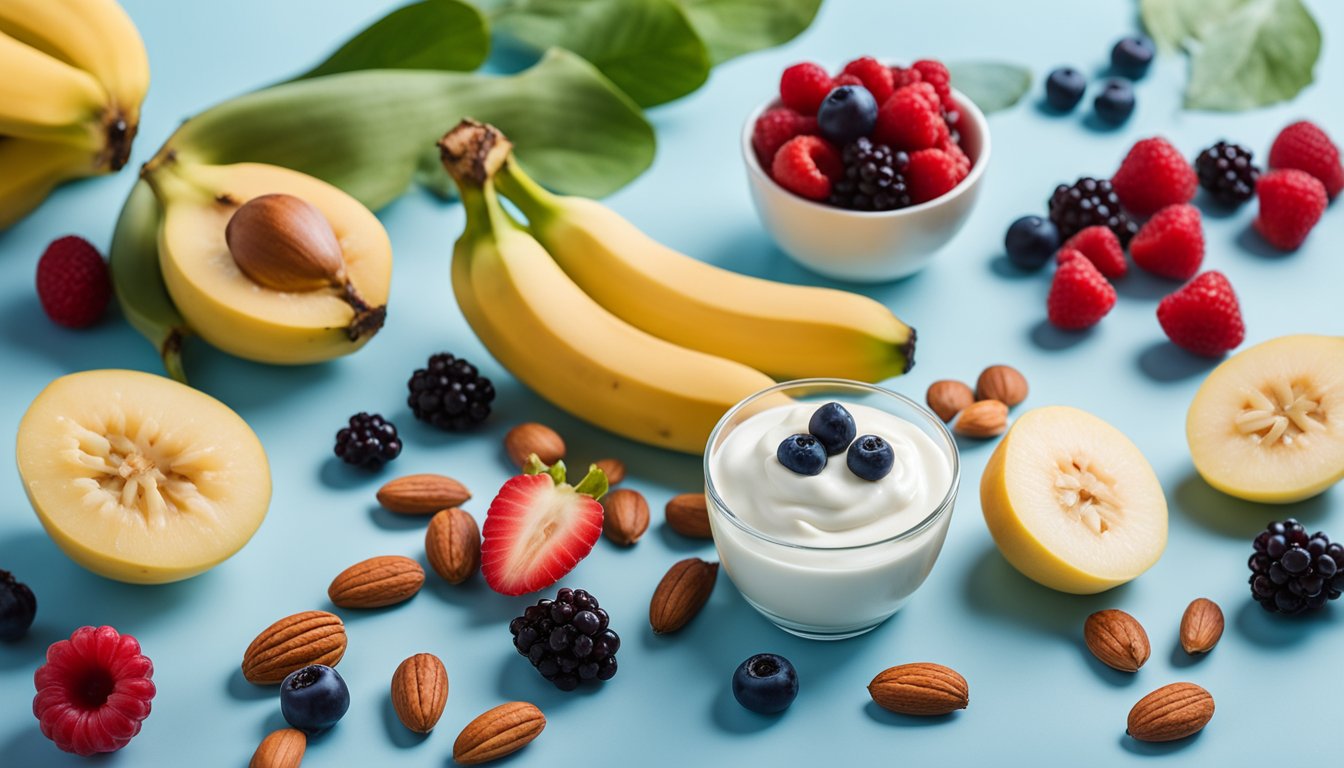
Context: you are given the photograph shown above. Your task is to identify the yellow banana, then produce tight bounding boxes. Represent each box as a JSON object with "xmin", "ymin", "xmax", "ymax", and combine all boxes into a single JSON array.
[
  {"xmin": 0, "ymin": 136, "xmax": 98, "ymax": 230},
  {"xmin": 0, "ymin": 30, "xmax": 110, "ymax": 150},
  {"xmin": 495, "ymin": 161, "xmax": 917, "ymax": 382}
]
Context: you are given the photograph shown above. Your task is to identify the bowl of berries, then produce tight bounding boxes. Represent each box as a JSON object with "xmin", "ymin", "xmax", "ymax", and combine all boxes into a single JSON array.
[{"xmin": 745, "ymin": 57, "xmax": 989, "ymax": 282}]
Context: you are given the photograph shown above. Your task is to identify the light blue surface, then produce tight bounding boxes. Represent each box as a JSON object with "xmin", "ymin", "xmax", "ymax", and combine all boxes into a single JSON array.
[{"xmin": 2, "ymin": 1, "xmax": 1342, "ymax": 765}]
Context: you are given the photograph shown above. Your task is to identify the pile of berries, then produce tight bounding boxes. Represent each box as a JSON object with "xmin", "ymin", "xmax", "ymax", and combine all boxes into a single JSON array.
[
  {"xmin": 1249, "ymin": 520, "xmax": 1342, "ymax": 615},
  {"xmin": 752, "ymin": 57, "xmax": 972, "ymax": 211},
  {"xmin": 333, "ymin": 412, "xmax": 402, "ymax": 469},
  {"xmin": 510, "ymin": 588, "xmax": 620, "ymax": 691},
  {"xmin": 1044, "ymin": 34, "xmax": 1155, "ymax": 126}
]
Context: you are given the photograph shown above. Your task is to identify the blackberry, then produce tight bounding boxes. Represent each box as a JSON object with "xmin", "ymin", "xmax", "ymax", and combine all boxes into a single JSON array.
[
  {"xmin": 1048, "ymin": 177, "xmax": 1139, "ymax": 244},
  {"xmin": 0, "ymin": 569, "xmax": 37, "ymax": 642},
  {"xmin": 509, "ymin": 588, "xmax": 619, "ymax": 691},
  {"xmin": 829, "ymin": 137, "xmax": 911, "ymax": 212},
  {"xmin": 1195, "ymin": 141, "xmax": 1259, "ymax": 207},
  {"xmin": 406, "ymin": 352, "xmax": 495, "ymax": 431},
  {"xmin": 333, "ymin": 412, "xmax": 402, "ymax": 469},
  {"xmin": 1248, "ymin": 519, "xmax": 1342, "ymax": 615}
]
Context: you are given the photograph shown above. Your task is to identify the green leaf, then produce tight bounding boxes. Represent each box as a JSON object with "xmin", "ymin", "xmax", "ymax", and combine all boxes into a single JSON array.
[
  {"xmin": 945, "ymin": 61, "xmax": 1032, "ymax": 114},
  {"xmin": 494, "ymin": 0, "xmax": 711, "ymax": 107},
  {"xmin": 1139, "ymin": 0, "xmax": 1245, "ymax": 51},
  {"xmin": 572, "ymin": 464, "xmax": 609, "ymax": 500},
  {"xmin": 676, "ymin": 0, "xmax": 822, "ymax": 64},
  {"xmin": 298, "ymin": 0, "xmax": 490, "ymax": 79},
  {"xmin": 1184, "ymin": 0, "xmax": 1320, "ymax": 111}
]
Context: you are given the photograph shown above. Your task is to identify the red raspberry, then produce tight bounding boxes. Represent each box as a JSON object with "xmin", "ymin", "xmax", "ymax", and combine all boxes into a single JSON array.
[
  {"xmin": 1110, "ymin": 137, "xmax": 1198, "ymax": 217},
  {"xmin": 35, "ymin": 236, "xmax": 111, "ymax": 328},
  {"xmin": 1129, "ymin": 204, "xmax": 1204, "ymax": 280},
  {"xmin": 841, "ymin": 56, "xmax": 895, "ymax": 104},
  {"xmin": 751, "ymin": 108, "xmax": 818, "ymax": 168},
  {"xmin": 832, "ymin": 73, "xmax": 864, "ymax": 88},
  {"xmin": 771, "ymin": 135, "xmax": 842, "ymax": 201},
  {"xmin": 1254, "ymin": 168, "xmax": 1327, "ymax": 250},
  {"xmin": 1268, "ymin": 120, "xmax": 1343, "ymax": 198},
  {"xmin": 1059, "ymin": 225, "xmax": 1127, "ymax": 279},
  {"xmin": 1157, "ymin": 271, "xmax": 1245, "ymax": 356},
  {"xmin": 1048, "ymin": 254, "xmax": 1116, "ymax": 330},
  {"xmin": 912, "ymin": 59, "xmax": 953, "ymax": 110},
  {"xmin": 779, "ymin": 62, "xmax": 833, "ymax": 114},
  {"xmin": 890, "ymin": 66, "xmax": 923, "ymax": 88},
  {"xmin": 33, "ymin": 626, "xmax": 155, "ymax": 756},
  {"xmin": 940, "ymin": 138, "xmax": 971, "ymax": 178},
  {"xmin": 906, "ymin": 148, "xmax": 962, "ymax": 204},
  {"xmin": 874, "ymin": 83, "xmax": 947, "ymax": 152}
]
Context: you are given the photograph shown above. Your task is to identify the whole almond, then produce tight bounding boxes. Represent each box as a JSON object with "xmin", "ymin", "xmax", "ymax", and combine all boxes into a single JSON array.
[
  {"xmin": 242, "ymin": 611, "xmax": 347, "ymax": 684},
  {"xmin": 250, "ymin": 728, "xmax": 306, "ymax": 768},
  {"xmin": 1127, "ymin": 682, "xmax": 1214, "ymax": 742},
  {"xmin": 665, "ymin": 493, "xmax": 712, "ymax": 539},
  {"xmin": 453, "ymin": 701, "xmax": 546, "ymax": 765},
  {"xmin": 649, "ymin": 558, "xmax": 718, "ymax": 634},
  {"xmin": 868, "ymin": 663, "xmax": 969, "ymax": 716},
  {"xmin": 593, "ymin": 458, "xmax": 626, "ymax": 485},
  {"xmin": 391, "ymin": 653, "xmax": 449, "ymax": 734},
  {"xmin": 1084, "ymin": 609, "xmax": 1151, "ymax": 672},
  {"xmin": 504, "ymin": 423, "xmax": 564, "ymax": 468},
  {"xmin": 328, "ymin": 555, "xmax": 425, "ymax": 608},
  {"xmin": 602, "ymin": 488, "xmax": 650, "ymax": 546},
  {"xmin": 1179, "ymin": 598, "xmax": 1224, "ymax": 655},
  {"xmin": 377, "ymin": 474, "xmax": 471, "ymax": 514},
  {"xmin": 976, "ymin": 365, "xmax": 1029, "ymax": 407},
  {"xmin": 425, "ymin": 508, "xmax": 481, "ymax": 584},
  {"xmin": 954, "ymin": 399, "xmax": 1008, "ymax": 438},
  {"xmin": 926, "ymin": 379, "xmax": 975, "ymax": 422}
]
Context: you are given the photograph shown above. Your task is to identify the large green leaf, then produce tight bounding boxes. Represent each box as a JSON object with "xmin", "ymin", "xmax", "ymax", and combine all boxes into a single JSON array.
[
  {"xmin": 299, "ymin": 0, "xmax": 490, "ymax": 79},
  {"xmin": 1139, "ymin": 0, "xmax": 1242, "ymax": 51},
  {"xmin": 676, "ymin": 0, "xmax": 822, "ymax": 64},
  {"xmin": 946, "ymin": 61, "xmax": 1032, "ymax": 115},
  {"xmin": 1184, "ymin": 0, "xmax": 1320, "ymax": 111}
]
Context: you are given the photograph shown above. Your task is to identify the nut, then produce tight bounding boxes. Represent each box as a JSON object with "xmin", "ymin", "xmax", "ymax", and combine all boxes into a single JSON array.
[
  {"xmin": 425, "ymin": 508, "xmax": 481, "ymax": 584},
  {"xmin": 328, "ymin": 555, "xmax": 425, "ymax": 609},
  {"xmin": 1127, "ymin": 682, "xmax": 1214, "ymax": 742},
  {"xmin": 391, "ymin": 653, "xmax": 449, "ymax": 734},
  {"xmin": 453, "ymin": 701, "xmax": 546, "ymax": 765},
  {"xmin": 665, "ymin": 493, "xmax": 712, "ymax": 539},
  {"xmin": 593, "ymin": 458, "xmax": 626, "ymax": 485},
  {"xmin": 242, "ymin": 610, "xmax": 346, "ymax": 684},
  {"xmin": 1084, "ymin": 609, "xmax": 1150, "ymax": 672},
  {"xmin": 377, "ymin": 474, "xmax": 471, "ymax": 514},
  {"xmin": 504, "ymin": 423, "xmax": 565, "ymax": 468},
  {"xmin": 649, "ymin": 558, "xmax": 718, "ymax": 634},
  {"xmin": 975, "ymin": 364, "xmax": 1029, "ymax": 407},
  {"xmin": 1179, "ymin": 598, "xmax": 1224, "ymax": 655},
  {"xmin": 602, "ymin": 489, "xmax": 650, "ymax": 546},
  {"xmin": 926, "ymin": 380, "xmax": 974, "ymax": 422},
  {"xmin": 953, "ymin": 399, "xmax": 1008, "ymax": 438},
  {"xmin": 868, "ymin": 663, "xmax": 969, "ymax": 716},
  {"xmin": 227, "ymin": 194, "xmax": 344, "ymax": 293},
  {"xmin": 249, "ymin": 728, "xmax": 306, "ymax": 768}
]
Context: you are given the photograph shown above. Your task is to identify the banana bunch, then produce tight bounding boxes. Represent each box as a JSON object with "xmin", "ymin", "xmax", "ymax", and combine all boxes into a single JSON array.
[
  {"xmin": 0, "ymin": 0, "xmax": 149, "ymax": 230},
  {"xmin": 441, "ymin": 121, "xmax": 917, "ymax": 454}
]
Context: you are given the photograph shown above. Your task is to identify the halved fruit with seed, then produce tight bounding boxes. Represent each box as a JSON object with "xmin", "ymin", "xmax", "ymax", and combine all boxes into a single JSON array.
[
  {"xmin": 1187, "ymin": 335, "xmax": 1344, "ymax": 503},
  {"xmin": 16, "ymin": 369, "xmax": 271, "ymax": 583},
  {"xmin": 981, "ymin": 406, "xmax": 1167, "ymax": 593}
]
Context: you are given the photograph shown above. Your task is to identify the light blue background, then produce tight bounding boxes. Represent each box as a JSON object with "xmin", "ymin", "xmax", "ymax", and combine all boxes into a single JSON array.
[{"xmin": 2, "ymin": 1, "xmax": 1342, "ymax": 765}]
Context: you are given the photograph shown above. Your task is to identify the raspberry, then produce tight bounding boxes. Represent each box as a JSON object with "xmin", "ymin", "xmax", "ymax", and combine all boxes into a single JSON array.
[
  {"xmin": 940, "ymin": 137, "xmax": 971, "ymax": 177},
  {"xmin": 751, "ymin": 108, "xmax": 818, "ymax": 168},
  {"xmin": 841, "ymin": 57, "xmax": 895, "ymax": 104},
  {"xmin": 832, "ymin": 73, "xmax": 864, "ymax": 88},
  {"xmin": 1059, "ymin": 226, "xmax": 1127, "ymax": 279},
  {"xmin": 912, "ymin": 59, "xmax": 953, "ymax": 110},
  {"xmin": 1254, "ymin": 169, "xmax": 1327, "ymax": 250},
  {"xmin": 1047, "ymin": 254, "xmax": 1116, "ymax": 330},
  {"xmin": 890, "ymin": 66, "xmax": 923, "ymax": 89},
  {"xmin": 1268, "ymin": 120, "xmax": 1344, "ymax": 198},
  {"xmin": 33, "ymin": 626, "xmax": 155, "ymax": 756},
  {"xmin": 771, "ymin": 135, "xmax": 843, "ymax": 201},
  {"xmin": 779, "ymin": 62, "xmax": 833, "ymax": 114},
  {"xmin": 1129, "ymin": 204, "xmax": 1204, "ymax": 280},
  {"xmin": 1157, "ymin": 271, "xmax": 1245, "ymax": 356},
  {"xmin": 874, "ymin": 83, "xmax": 948, "ymax": 152},
  {"xmin": 905, "ymin": 148, "xmax": 962, "ymax": 204},
  {"xmin": 1111, "ymin": 137, "xmax": 1198, "ymax": 217},
  {"xmin": 35, "ymin": 236, "xmax": 111, "ymax": 328}
]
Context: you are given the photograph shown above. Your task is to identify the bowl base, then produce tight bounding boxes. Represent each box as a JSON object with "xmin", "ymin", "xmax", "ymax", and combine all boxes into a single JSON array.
[{"xmin": 742, "ymin": 595, "xmax": 896, "ymax": 641}]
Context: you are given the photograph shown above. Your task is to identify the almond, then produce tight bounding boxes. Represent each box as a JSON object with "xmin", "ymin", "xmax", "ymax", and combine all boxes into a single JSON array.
[
  {"xmin": 391, "ymin": 653, "xmax": 449, "ymax": 734},
  {"xmin": 1179, "ymin": 598, "xmax": 1224, "ymax": 655},
  {"xmin": 504, "ymin": 423, "xmax": 564, "ymax": 468},
  {"xmin": 377, "ymin": 474, "xmax": 471, "ymax": 515},
  {"xmin": 328, "ymin": 555, "xmax": 425, "ymax": 608},
  {"xmin": 249, "ymin": 728, "xmax": 306, "ymax": 768},
  {"xmin": 926, "ymin": 379, "xmax": 974, "ymax": 422},
  {"xmin": 953, "ymin": 399, "xmax": 1008, "ymax": 438},
  {"xmin": 975, "ymin": 364, "xmax": 1029, "ymax": 407},
  {"xmin": 1084, "ymin": 609, "xmax": 1150, "ymax": 672},
  {"xmin": 425, "ymin": 507, "xmax": 481, "ymax": 584},
  {"xmin": 1127, "ymin": 682, "xmax": 1214, "ymax": 742},
  {"xmin": 649, "ymin": 558, "xmax": 718, "ymax": 634},
  {"xmin": 665, "ymin": 493, "xmax": 712, "ymax": 539},
  {"xmin": 868, "ymin": 663, "xmax": 969, "ymax": 716},
  {"xmin": 593, "ymin": 458, "xmax": 626, "ymax": 485},
  {"xmin": 602, "ymin": 488, "xmax": 649, "ymax": 546},
  {"xmin": 453, "ymin": 701, "xmax": 546, "ymax": 765},
  {"xmin": 242, "ymin": 611, "xmax": 347, "ymax": 685}
]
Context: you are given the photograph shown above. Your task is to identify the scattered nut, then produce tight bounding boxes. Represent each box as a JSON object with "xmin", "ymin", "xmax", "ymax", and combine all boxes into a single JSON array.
[
  {"xmin": 504, "ymin": 423, "xmax": 564, "ymax": 468},
  {"xmin": 328, "ymin": 555, "xmax": 425, "ymax": 609},
  {"xmin": 665, "ymin": 493, "xmax": 712, "ymax": 539},
  {"xmin": 649, "ymin": 558, "xmax": 718, "ymax": 634},
  {"xmin": 976, "ymin": 365, "xmax": 1028, "ymax": 407},
  {"xmin": 250, "ymin": 727, "xmax": 306, "ymax": 768},
  {"xmin": 953, "ymin": 399, "xmax": 1008, "ymax": 438},
  {"xmin": 377, "ymin": 474, "xmax": 471, "ymax": 514},
  {"xmin": 1179, "ymin": 598, "xmax": 1224, "ymax": 655},
  {"xmin": 453, "ymin": 701, "xmax": 545, "ymax": 765},
  {"xmin": 926, "ymin": 380, "xmax": 975, "ymax": 422},
  {"xmin": 593, "ymin": 458, "xmax": 626, "ymax": 485},
  {"xmin": 242, "ymin": 611, "xmax": 347, "ymax": 685},
  {"xmin": 425, "ymin": 508, "xmax": 481, "ymax": 584},
  {"xmin": 1083, "ymin": 609, "xmax": 1150, "ymax": 672},
  {"xmin": 1127, "ymin": 682, "xmax": 1214, "ymax": 742},
  {"xmin": 391, "ymin": 653, "xmax": 449, "ymax": 734},
  {"xmin": 602, "ymin": 489, "xmax": 650, "ymax": 546},
  {"xmin": 868, "ymin": 663, "xmax": 969, "ymax": 716}
]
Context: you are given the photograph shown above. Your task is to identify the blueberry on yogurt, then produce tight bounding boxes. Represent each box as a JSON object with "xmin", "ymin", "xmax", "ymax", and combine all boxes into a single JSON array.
[
  {"xmin": 847, "ymin": 435, "xmax": 894, "ymax": 481},
  {"xmin": 777, "ymin": 434, "xmax": 827, "ymax": 476},
  {"xmin": 807, "ymin": 402, "xmax": 856, "ymax": 455}
]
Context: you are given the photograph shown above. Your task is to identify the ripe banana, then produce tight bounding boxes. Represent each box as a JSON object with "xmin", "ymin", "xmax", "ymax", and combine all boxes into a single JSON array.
[
  {"xmin": 0, "ymin": 136, "xmax": 99, "ymax": 230},
  {"xmin": 0, "ymin": 30, "xmax": 109, "ymax": 149},
  {"xmin": 110, "ymin": 180, "xmax": 189, "ymax": 382},
  {"xmin": 495, "ymin": 161, "xmax": 917, "ymax": 382},
  {"xmin": 443, "ymin": 121, "xmax": 775, "ymax": 454}
]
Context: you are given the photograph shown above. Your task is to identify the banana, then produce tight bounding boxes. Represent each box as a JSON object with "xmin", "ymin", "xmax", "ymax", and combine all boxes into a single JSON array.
[
  {"xmin": 110, "ymin": 180, "xmax": 189, "ymax": 382},
  {"xmin": 495, "ymin": 161, "xmax": 917, "ymax": 382},
  {"xmin": 443, "ymin": 121, "xmax": 775, "ymax": 454},
  {"xmin": 0, "ymin": 136, "xmax": 99, "ymax": 230},
  {"xmin": 0, "ymin": 30, "xmax": 110, "ymax": 150}
]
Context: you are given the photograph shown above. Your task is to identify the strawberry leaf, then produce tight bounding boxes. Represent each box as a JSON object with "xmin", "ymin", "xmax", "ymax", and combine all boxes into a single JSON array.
[{"xmin": 573, "ymin": 464, "xmax": 609, "ymax": 501}]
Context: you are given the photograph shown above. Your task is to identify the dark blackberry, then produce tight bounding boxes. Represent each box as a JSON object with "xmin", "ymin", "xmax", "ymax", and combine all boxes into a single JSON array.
[
  {"xmin": 0, "ymin": 569, "xmax": 37, "ymax": 642},
  {"xmin": 1248, "ymin": 519, "xmax": 1342, "ymax": 615},
  {"xmin": 829, "ymin": 137, "xmax": 911, "ymax": 212},
  {"xmin": 510, "ymin": 588, "xmax": 618, "ymax": 690},
  {"xmin": 406, "ymin": 352, "xmax": 495, "ymax": 431},
  {"xmin": 333, "ymin": 412, "xmax": 402, "ymax": 469},
  {"xmin": 1195, "ymin": 141, "xmax": 1259, "ymax": 207},
  {"xmin": 1048, "ymin": 177, "xmax": 1139, "ymax": 244}
]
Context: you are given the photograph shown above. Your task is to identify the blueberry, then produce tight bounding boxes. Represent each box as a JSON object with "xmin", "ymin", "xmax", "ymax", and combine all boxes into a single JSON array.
[
  {"xmin": 1110, "ymin": 35, "xmax": 1155, "ymax": 79},
  {"xmin": 1044, "ymin": 67, "xmax": 1086, "ymax": 112},
  {"xmin": 817, "ymin": 85, "xmax": 878, "ymax": 145},
  {"xmin": 1004, "ymin": 215, "xmax": 1060, "ymax": 270},
  {"xmin": 1093, "ymin": 79, "xmax": 1135, "ymax": 125},
  {"xmin": 732, "ymin": 653, "xmax": 798, "ymax": 714},
  {"xmin": 280, "ymin": 665, "xmax": 350, "ymax": 734},
  {"xmin": 846, "ymin": 435, "xmax": 894, "ymax": 481},
  {"xmin": 777, "ymin": 434, "xmax": 826, "ymax": 476},
  {"xmin": 807, "ymin": 402, "xmax": 856, "ymax": 455},
  {"xmin": 0, "ymin": 569, "xmax": 36, "ymax": 642}
]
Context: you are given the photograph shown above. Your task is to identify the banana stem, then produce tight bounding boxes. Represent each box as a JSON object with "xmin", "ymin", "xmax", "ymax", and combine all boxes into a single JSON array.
[
  {"xmin": 161, "ymin": 331, "xmax": 187, "ymax": 384},
  {"xmin": 494, "ymin": 160, "xmax": 561, "ymax": 225}
]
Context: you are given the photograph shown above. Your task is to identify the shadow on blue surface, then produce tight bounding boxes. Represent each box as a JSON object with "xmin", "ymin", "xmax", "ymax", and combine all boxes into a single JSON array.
[
  {"xmin": 226, "ymin": 668, "xmax": 274, "ymax": 702},
  {"xmin": 712, "ymin": 687, "xmax": 785, "ymax": 733},
  {"xmin": 1029, "ymin": 318, "xmax": 1093, "ymax": 351},
  {"xmin": 988, "ymin": 254, "xmax": 1043, "ymax": 280},
  {"xmin": 369, "ymin": 504, "xmax": 430, "ymax": 532},
  {"xmin": 961, "ymin": 545, "xmax": 1134, "ymax": 637},
  {"xmin": 318, "ymin": 456, "xmax": 384, "ymax": 491},
  {"xmin": 1168, "ymin": 641, "xmax": 1208, "ymax": 669},
  {"xmin": 418, "ymin": 556, "xmax": 520, "ymax": 628},
  {"xmin": 1119, "ymin": 729, "xmax": 1204, "ymax": 755},
  {"xmin": 1233, "ymin": 597, "xmax": 1339, "ymax": 648},
  {"xmin": 1234, "ymin": 223, "xmax": 1291, "ymax": 259},
  {"xmin": 655, "ymin": 524, "xmax": 714, "ymax": 554},
  {"xmin": 380, "ymin": 691, "xmax": 429, "ymax": 749},
  {"xmin": 1136, "ymin": 341, "xmax": 1221, "ymax": 383},
  {"xmin": 862, "ymin": 700, "xmax": 961, "ymax": 727},
  {"xmin": 1114, "ymin": 270, "xmax": 1179, "ymax": 301},
  {"xmin": 1077, "ymin": 641, "xmax": 1142, "ymax": 687},
  {"xmin": 1173, "ymin": 472, "xmax": 1334, "ymax": 540},
  {"xmin": 1194, "ymin": 191, "xmax": 1243, "ymax": 220}
]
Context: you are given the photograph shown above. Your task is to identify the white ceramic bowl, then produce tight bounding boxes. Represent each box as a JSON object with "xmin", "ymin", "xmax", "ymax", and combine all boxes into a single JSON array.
[{"xmin": 742, "ymin": 88, "xmax": 990, "ymax": 282}]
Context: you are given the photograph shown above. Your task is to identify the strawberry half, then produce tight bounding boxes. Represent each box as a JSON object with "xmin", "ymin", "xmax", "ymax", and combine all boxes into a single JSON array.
[{"xmin": 481, "ymin": 456, "xmax": 607, "ymax": 596}]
